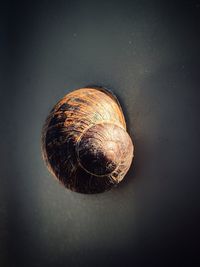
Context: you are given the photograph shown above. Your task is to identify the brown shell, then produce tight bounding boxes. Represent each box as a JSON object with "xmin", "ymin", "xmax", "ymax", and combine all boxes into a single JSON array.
[{"xmin": 42, "ymin": 87, "xmax": 134, "ymax": 194}]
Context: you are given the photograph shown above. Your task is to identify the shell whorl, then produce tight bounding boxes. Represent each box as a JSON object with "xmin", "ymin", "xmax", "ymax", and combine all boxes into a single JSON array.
[{"xmin": 42, "ymin": 87, "xmax": 134, "ymax": 194}]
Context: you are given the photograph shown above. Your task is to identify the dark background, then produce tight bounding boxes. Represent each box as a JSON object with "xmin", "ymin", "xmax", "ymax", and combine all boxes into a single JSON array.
[{"xmin": 1, "ymin": 0, "xmax": 200, "ymax": 266}]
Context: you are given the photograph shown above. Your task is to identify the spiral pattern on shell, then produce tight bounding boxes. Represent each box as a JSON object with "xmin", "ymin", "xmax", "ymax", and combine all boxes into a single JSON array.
[{"xmin": 42, "ymin": 87, "xmax": 134, "ymax": 193}]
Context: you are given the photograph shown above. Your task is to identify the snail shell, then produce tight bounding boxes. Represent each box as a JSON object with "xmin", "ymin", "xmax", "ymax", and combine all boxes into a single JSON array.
[{"xmin": 42, "ymin": 87, "xmax": 134, "ymax": 194}]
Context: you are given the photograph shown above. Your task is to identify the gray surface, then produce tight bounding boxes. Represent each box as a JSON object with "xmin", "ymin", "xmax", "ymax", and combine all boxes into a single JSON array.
[{"xmin": 1, "ymin": 0, "xmax": 200, "ymax": 266}]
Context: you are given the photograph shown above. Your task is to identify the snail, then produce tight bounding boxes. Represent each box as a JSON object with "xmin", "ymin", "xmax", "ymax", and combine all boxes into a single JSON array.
[{"xmin": 42, "ymin": 87, "xmax": 134, "ymax": 194}]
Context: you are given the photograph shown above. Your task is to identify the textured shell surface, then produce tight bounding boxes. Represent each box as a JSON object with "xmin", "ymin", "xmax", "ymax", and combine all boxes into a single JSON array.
[{"xmin": 42, "ymin": 87, "xmax": 134, "ymax": 194}]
